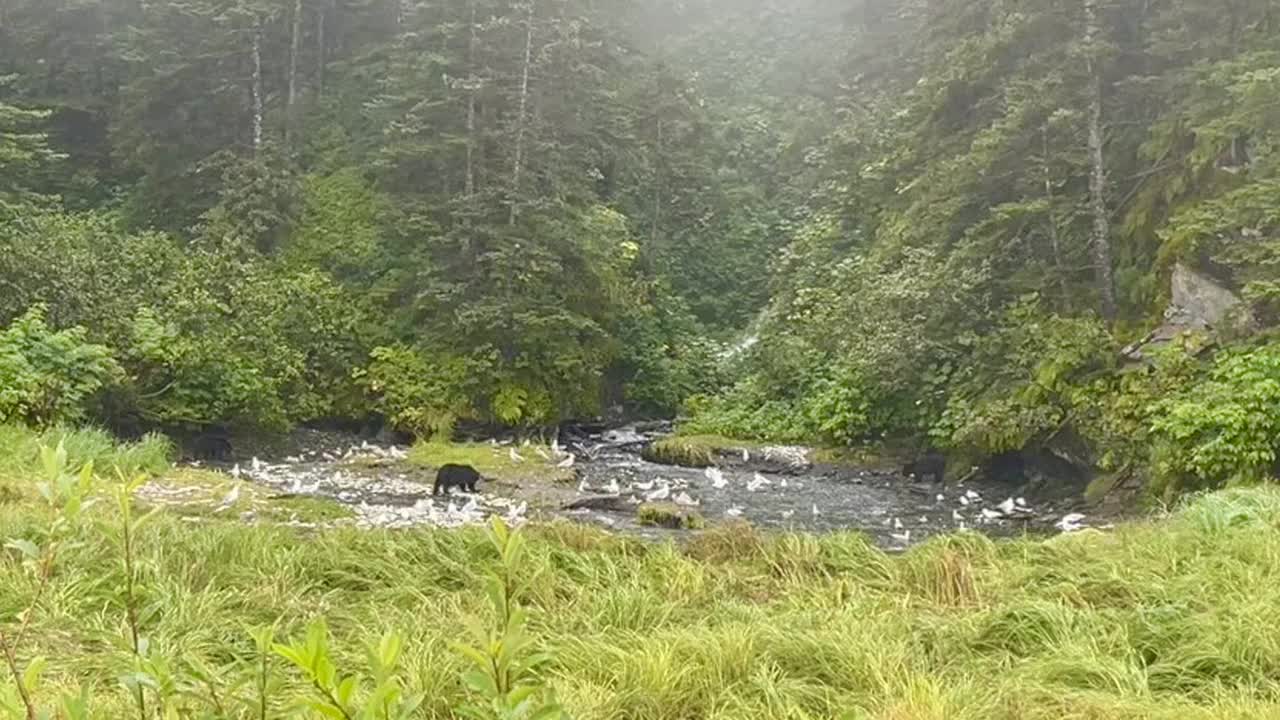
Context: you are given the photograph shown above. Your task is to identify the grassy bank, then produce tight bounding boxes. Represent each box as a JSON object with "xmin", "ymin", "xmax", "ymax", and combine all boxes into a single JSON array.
[
  {"xmin": 2, "ymin": 427, "xmax": 1280, "ymax": 712},
  {"xmin": 643, "ymin": 434, "xmax": 765, "ymax": 467},
  {"xmin": 4, "ymin": 425, "xmax": 1280, "ymax": 718},
  {"xmin": 0, "ymin": 424, "xmax": 171, "ymax": 488},
  {"xmin": 408, "ymin": 439, "xmax": 577, "ymax": 483}
]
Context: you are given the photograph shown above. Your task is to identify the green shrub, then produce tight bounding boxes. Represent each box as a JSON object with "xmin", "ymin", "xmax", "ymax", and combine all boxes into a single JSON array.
[
  {"xmin": 931, "ymin": 300, "xmax": 1114, "ymax": 456},
  {"xmin": 363, "ymin": 345, "xmax": 477, "ymax": 439},
  {"xmin": 1149, "ymin": 342, "xmax": 1280, "ymax": 495},
  {"xmin": 0, "ymin": 306, "xmax": 119, "ymax": 427}
]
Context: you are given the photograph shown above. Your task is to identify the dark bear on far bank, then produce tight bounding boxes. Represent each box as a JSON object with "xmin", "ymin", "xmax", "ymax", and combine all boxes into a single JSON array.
[
  {"xmin": 434, "ymin": 464, "xmax": 481, "ymax": 496},
  {"xmin": 903, "ymin": 451, "xmax": 946, "ymax": 484}
]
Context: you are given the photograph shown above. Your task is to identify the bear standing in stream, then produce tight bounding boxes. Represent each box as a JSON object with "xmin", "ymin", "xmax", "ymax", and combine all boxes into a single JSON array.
[
  {"xmin": 433, "ymin": 464, "xmax": 481, "ymax": 496},
  {"xmin": 902, "ymin": 451, "xmax": 946, "ymax": 485}
]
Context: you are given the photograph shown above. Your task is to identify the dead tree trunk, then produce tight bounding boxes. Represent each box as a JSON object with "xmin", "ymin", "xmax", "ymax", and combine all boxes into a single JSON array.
[
  {"xmin": 317, "ymin": 0, "xmax": 332, "ymax": 98},
  {"xmin": 286, "ymin": 0, "xmax": 302, "ymax": 147},
  {"xmin": 1085, "ymin": 0, "xmax": 1115, "ymax": 322},
  {"xmin": 465, "ymin": 0, "xmax": 477, "ymax": 199},
  {"xmin": 1041, "ymin": 125, "xmax": 1067, "ymax": 304},
  {"xmin": 252, "ymin": 23, "xmax": 264, "ymax": 157},
  {"xmin": 651, "ymin": 118, "xmax": 663, "ymax": 246},
  {"xmin": 509, "ymin": 1, "xmax": 534, "ymax": 226}
]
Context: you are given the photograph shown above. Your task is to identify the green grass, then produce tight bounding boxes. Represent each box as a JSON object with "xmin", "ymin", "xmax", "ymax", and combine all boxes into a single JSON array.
[
  {"xmin": 637, "ymin": 502, "xmax": 706, "ymax": 530},
  {"xmin": 643, "ymin": 434, "xmax": 766, "ymax": 467},
  {"xmin": 7, "ymin": 430, "xmax": 1280, "ymax": 717},
  {"xmin": 408, "ymin": 440, "xmax": 576, "ymax": 483},
  {"xmin": 0, "ymin": 423, "xmax": 171, "ymax": 486}
]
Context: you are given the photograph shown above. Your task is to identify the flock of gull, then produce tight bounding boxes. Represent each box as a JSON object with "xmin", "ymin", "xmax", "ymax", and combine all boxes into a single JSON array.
[
  {"xmin": 202, "ymin": 442, "xmax": 529, "ymax": 530},
  {"xmin": 171, "ymin": 431, "xmax": 1099, "ymax": 544}
]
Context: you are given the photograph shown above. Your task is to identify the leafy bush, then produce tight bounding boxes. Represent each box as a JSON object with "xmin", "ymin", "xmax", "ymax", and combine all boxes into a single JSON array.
[
  {"xmin": 0, "ymin": 208, "xmax": 376, "ymax": 433},
  {"xmin": 363, "ymin": 345, "xmax": 477, "ymax": 439},
  {"xmin": 615, "ymin": 288, "xmax": 725, "ymax": 417},
  {"xmin": 931, "ymin": 299, "xmax": 1114, "ymax": 456},
  {"xmin": 0, "ymin": 306, "xmax": 119, "ymax": 427},
  {"xmin": 1149, "ymin": 342, "xmax": 1280, "ymax": 495}
]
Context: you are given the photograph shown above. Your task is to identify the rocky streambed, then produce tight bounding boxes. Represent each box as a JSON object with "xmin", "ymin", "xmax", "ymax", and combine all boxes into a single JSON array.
[{"xmin": 169, "ymin": 424, "xmax": 1114, "ymax": 549}]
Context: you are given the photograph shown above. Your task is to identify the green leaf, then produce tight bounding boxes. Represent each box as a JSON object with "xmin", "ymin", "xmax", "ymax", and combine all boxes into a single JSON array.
[
  {"xmin": 23, "ymin": 656, "xmax": 48, "ymax": 690},
  {"xmin": 6, "ymin": 538, "xmax": 40, "ymax": 561}
]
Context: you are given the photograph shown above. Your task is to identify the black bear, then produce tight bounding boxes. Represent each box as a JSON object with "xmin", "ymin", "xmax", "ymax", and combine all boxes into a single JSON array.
[
  {"xmin": 433, "ymin": 464, "xmax": 481, "ymax": 496},
  {"xmin": 187, "ymin": 429, "xmax": 233, "ymax": 462},
  {"xmin": 902, "ymin": 451, "xmax": 946, "ymax": 484}
]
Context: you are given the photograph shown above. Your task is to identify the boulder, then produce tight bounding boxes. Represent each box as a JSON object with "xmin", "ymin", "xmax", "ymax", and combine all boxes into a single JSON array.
[{"xmin": 1121, "ymin": 263, "xmax": 1258, "ymax": 364}]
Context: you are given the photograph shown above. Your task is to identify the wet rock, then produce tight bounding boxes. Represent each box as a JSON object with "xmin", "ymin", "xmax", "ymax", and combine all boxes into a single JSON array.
[{"xmin": 563, "ymin": 495, "xmax": 635, "ymax": 513}]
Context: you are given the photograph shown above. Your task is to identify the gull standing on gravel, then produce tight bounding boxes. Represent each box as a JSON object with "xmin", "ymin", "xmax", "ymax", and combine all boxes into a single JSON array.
[{"xmin": 214, "ymin": 483, "xmax": 241, "ymax": 513}]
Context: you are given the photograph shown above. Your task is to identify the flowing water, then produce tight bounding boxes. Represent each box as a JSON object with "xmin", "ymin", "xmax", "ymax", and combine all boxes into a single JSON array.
[{"xmin": 189, "ymin": 424, "xmax": 1105, "ymax": 549}]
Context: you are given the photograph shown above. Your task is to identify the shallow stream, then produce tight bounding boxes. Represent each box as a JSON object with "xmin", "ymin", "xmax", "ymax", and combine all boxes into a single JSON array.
[{"xmin": 195, "ymin": 424, "xmax": 1107, "ymax": 549}]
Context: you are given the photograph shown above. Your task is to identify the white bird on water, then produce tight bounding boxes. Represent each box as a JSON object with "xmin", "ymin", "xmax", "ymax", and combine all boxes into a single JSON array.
[
  {"xmin": 632, "ymin": 480, "xmax": 655, "ymax": 492},
  {"xmin": 996, "ymin": 498, "xmax": 1016, "ymax": 516},
  {"xmin": 673, "ymin": 492, "xmax": 700, "ymax": 507},
  {"xmin": 557, "ymin": 453, "xmax": 576, "ymax": 469},
  {"xmin": 891, "ymin": 529, "xmax": 911, "ymax": 545},
  {"xmin": 725, "ymin": 506, "xmax": 744, "ymax": 518},
  {"xmin": 741, "ymin": 448, "xmax": 750, "ymax": 462},
  {"xmin": 812, "ymin": 503, "xmax": 821, "ymax": 517},
  {"xmin": 705, "ymin": 467, "xmax": 728, "ymax": 490},
  {"xmin": 779, "ymin": 478, "xmax": 788, "ymax": 489},
  {"xmin": 781, "ymin": 509, "xmax": 795, "ymax": 520},
  {"xmin": 509, "ymin": 448, "xmax": 525, "ymax": 463},
  {"xmin": 251, "ymin": 456, "xmax": 263, "ymax": 472},
  {"xmin": 747, "ymin": 473, "xmax": 771, "ymax": 492},
  {"xmin": 1056, "ymin": 513, "xmax": 1087, "ymax": 533},
  {"xmin": 646, "ymin": 484, "xmax": 671, "ymax": 502},
  {"xmin": 952, "ymin": 509, "xmax": 964, "ymax": 522},
  {"xmin": 893, "ymin": 517, "xmax": 904, "ymax": 530}
]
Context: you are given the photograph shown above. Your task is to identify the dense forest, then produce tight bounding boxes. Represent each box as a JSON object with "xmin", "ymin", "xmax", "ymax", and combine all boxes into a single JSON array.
[{"xmin": 2, "ymin": 0, "xmax": 1279, "ymax": 495}]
